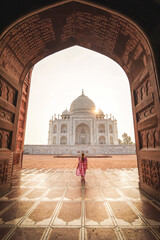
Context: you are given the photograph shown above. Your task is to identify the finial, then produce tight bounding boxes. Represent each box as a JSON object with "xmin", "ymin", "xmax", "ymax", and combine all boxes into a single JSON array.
[{"xmin": 82, "ymin": 89, "xmax": 84, "ymax": 95}]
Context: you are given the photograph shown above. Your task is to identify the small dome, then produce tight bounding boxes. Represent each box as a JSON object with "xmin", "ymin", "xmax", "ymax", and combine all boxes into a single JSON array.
[
  {"xmin": 62, "ymin": 109, "xmax": 70, "ymax": 116},
  {"xmin": 70, "ymin": 90, "xmax": 96, "ymax": 114},
  {"xmin": 97, "ymin": 109, "xmax": 104, "ymax": 115}
]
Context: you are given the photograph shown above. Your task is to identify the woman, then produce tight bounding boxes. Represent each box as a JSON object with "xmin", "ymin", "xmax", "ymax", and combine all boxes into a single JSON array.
[{"xmin": 76, "ymin": 152, "xmax": 88, "ymax": 182}]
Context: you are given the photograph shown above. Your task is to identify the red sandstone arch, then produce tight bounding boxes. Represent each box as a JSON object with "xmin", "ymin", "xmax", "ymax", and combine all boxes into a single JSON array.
[{"xmin": 0, "ymin": 1, "xmax": 160, "ymax": 200}]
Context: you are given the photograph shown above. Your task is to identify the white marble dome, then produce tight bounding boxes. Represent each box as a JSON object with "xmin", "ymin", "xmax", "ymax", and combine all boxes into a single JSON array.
[{"xmin": 70, "ymin": 91, "xmax": 96, "ymax": 113}]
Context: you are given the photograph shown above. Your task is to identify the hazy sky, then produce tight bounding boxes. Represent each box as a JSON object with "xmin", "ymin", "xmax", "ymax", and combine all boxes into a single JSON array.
[{"xmin": 24, "ymin": 46, "xmax": 135, "ymax": 145}]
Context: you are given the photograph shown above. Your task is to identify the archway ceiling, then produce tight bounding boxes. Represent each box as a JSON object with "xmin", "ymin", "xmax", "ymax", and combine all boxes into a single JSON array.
[
  {"xmin": 0, "ymin": 0, "xmax": 160, "ymax": 35},
  {"xmin": 0, "ymin": 1, "xmax": 157, "ymax": 84}
]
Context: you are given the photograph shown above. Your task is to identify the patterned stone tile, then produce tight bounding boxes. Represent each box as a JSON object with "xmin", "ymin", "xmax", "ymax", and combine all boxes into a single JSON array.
[
  {"xmin": 24, "ymin": 189, "xmax": 45, "ymax": 199},
  {"xmin": 0, "ymin": 167, "xmax": 160, "ymax": 240},
  {"xmin": 109, "ymin": 201, "xmax": 143, "ymax": 226},
  {"xmin": 12, "ymin": 180, "xmax": 26, "ymax": 187},
  {"xmin": 54, "ymin": 202, "xmax": 81, "ymax": 225},
  {"xmin": 0, "ymin": 201, "xmax": 14, "ymax": 212},
  {"xmin": 9, "ymin": 227, "xmax": 45, "ymax": 240},
  {"xmin": 101, "ymin": 188, "xmax": 122, "ymax": 200},
  {"xmin": 22, "ymin": 201, "xmax": 58, "ymax": 225},
  {"xmin": 60, "ymin": 172, "xmax": 72, "ymax": 180},
  {"xmin": 55, "ymin": 181, "xmax": 68, "ymax": 187},
  {"xmin": 120, "ymin": 188, "xmax": 142, "ymax": 199},
  {"xmin": 23, "ymin": 181, "xmax": 41, "ymax": 187},
  {"xmin": 48, "ymin": 228, "xmax": 80, "ymax": 240},
  {"xmin": 44, "ymin": 188, "xmax": 65, "ymax": 200},
  {"xmin": 153, "ymin": 227, "xmax": 160, "ymax": 237},
  {"xmin": 122, "ymin": 228, "xmax": 157, "ymax": 240},
  {"xmin": 0, "ymin": 227, "xmax": 12, "ymax": 239},
  {"xmin": 0, "ymin": 201, "xmax": 34, "ymax": 224},
  {"xmin": 85, "ymin": 202, "xmax": 112, "ymax": 225},
  {"xmin": 69, "ymin": 181, "xmax": 82, "ymax": 187},
  {"xmin": 85, "ymin": 188, "xmax": 102, "ymax": 200},
  {"xmin": 84, "ymin": 180, "xmax": 98, "ymax": 187},
  {"xmin": 126, "ymin": 180, "xmax": 139, "ymax": 187},
  {"xmin": 64, "ymin": 188, "xmax": 82, "ymax": 200},
  {"xmin": 40, "ymin": 180, "xmax": 57, "ymax": 188},
  {"xmin": 86, "ymin": 228, "xmax": 117, "ymax": 240},
  {"xmin": 133, "ymin": 200, "xmax": 160, "ymax": 225},
  {"xmin": 1, "ymin": 188, "xmax": 30, "ymax": 200},
  {"xmin": 98, "ymin": 180, "xmax": 112, "ymax": 187}
]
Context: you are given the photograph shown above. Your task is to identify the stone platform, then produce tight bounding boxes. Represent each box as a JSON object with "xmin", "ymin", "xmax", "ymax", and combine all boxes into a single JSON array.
[
  {"xmin": 0, "ymin": 165, "xmax": 160, "ymax": 239},
  {"xmin": 24, "ymin": 144, "xmax": 136, "ymax": 155}
]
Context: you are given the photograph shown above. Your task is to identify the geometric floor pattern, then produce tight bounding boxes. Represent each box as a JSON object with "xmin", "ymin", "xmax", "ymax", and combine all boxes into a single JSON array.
[{"xmin": 0, "ymin": 168, "xmax": 160, "ymax": 240}]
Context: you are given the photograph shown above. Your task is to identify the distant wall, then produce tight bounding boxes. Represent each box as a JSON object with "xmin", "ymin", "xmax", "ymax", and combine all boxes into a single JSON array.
[{"xmin": 24, "ymin": 144, "xmax": 136, "ymax": 155}]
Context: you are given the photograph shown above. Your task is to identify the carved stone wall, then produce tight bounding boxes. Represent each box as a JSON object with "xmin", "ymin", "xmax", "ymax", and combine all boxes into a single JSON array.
[
  {"xmin": 0, "ymin": 130, "xmax": 12, "ymax": 149},
  {"xmin": 0, "ymin": 151, "xmax": 13, "ymax": 196},
  {"xmin": 14, "ymin": 70, "xmax": 32, "ymax": 167},
  {"xmin": 0, "ymin": 77, "xmax": 17, "ymax": 106},
  {"xmin": 138, "ymin": 151, "xmax": 160, "ymax": 200},
  {"xmin": 0, "ymin": 72, "xmax": 18, "ymax": 153},
  {"xmin": 141, "ymin": 159, "xmax": 160, "ymax": 191},
  {"xmin": 139, "ymin": 127, "xmax": 160, "ymax": 149}
]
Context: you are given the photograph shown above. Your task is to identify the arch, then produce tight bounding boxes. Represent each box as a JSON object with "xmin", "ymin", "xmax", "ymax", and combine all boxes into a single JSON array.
[
  {"xmin": 0, "ymin": 1, "xmax": 160, "ymax": 200},
  {"xmin": 61, "ymin": 124, "xmax": 67, "ymax": 133},
  {"xmin": 60, "ymin": 136, "xmax": 67, "ymax": 145},
  {"xmin": 75, "ymin": 123, "xmax": 90, "ymax": 144},
  {"xmin": 109, "ymin": 125, "xmax": 113, "ymax": 133},
  {"xmin": 53, "ymin": 136, "xmax": 56, "ymax": 145},
  {"xmin": 110, "ymin": 136, "xmax": 113, "ymax": 145},
  {"xmin": 99, "ymin": 124, "xmax": 105, "ymax": 133},
  {"xmin": 53, "ymin": 125, "xmax": 57, "ymax": 133},
  {"xmin": 99, "ymin": 136, "xmax": 106, "ymax": 144}
]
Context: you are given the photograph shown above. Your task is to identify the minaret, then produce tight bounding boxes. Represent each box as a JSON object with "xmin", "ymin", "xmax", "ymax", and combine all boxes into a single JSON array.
[
  {"xmin": 114, "ymin": 119, "xmax": 119, "ymax": 145},
  {"xmin": 48, "ymin": 118, "xmax": 53, "ymax": 144}
]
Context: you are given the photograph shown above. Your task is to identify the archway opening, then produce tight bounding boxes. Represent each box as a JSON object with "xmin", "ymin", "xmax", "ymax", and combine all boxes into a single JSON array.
[{"xmin": 24, "ymin": 46, "xmax": 134, "ymax": 150}]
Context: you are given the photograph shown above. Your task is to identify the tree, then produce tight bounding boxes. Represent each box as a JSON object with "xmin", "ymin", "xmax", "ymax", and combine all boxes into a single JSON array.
[
  {"xmin": 118, "ymin": 139, "xmax": 123, "ymax": 145},
  {"xmin": 122, "ymin": 133, "xmax": 133, "ymax": 145}
]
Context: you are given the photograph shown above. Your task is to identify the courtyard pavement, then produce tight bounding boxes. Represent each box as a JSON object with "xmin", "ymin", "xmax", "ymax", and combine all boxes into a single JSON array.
[{"xmin": 0, "ymin": 158, "xmax": 160, "ymax": 239}]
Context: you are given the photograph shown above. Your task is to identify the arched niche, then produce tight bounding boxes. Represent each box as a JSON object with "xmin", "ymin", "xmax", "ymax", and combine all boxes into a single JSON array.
[
  {"xmin": 61, "ymin": 124, "xmax": 67, "ymax": 133},
  {"xmin": 53, "ymin": 136, "xmax": 56, "ymax": 145},
  {"xmin": 53, "ymin": 125, "xmax": 57, "ymax": 134},
  {"xmin": 60, "ymin": 136, "xmax": 67, "ymax": 145},
  {"xmin": 99, "ymin": 124, "xmax": 105, "ymax": 133},
  {"xmin": 0, "ymin": 1, "xmax": 160, "ymax": 200},
  {"xmin": 110, "ymin": 136, "xmax": 113, "ymax": 145},
  {"xmin": 75, "ymin": 123, "xmax": 90, "ymax": 144},
  {"xmin": 99, "ymin": 136, "xmax": 106, "ymax": 144},
  {"xmin": 109, "ymin": 125, "xmax": 113, "ymax": 133}
]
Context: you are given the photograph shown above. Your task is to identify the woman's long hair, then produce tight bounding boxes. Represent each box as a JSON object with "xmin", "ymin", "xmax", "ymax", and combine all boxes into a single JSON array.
[{"xmin": 82, "ymin": 153, "xmax": 85, "ymax": 162}]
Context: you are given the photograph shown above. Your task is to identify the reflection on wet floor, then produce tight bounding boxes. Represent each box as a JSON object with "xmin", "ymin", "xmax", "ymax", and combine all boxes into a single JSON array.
[{"xmin": 0, "ymin": 168, "xmax": 160, "ymax": 240}]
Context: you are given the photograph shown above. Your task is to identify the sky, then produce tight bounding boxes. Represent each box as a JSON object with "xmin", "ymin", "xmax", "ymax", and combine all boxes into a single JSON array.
[{"xmin": 24, "ymin": 46, "xmax": 135, "ymax": 145}]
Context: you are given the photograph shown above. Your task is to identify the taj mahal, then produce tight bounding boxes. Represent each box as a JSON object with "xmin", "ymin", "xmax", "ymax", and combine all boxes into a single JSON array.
[
  {"xmin": 24, "ymin": 91, "xmax": 136, "ymax": 155},
  {"xmin": 48, "ymin": 90, "xmax": 119, "ymax": 147}
]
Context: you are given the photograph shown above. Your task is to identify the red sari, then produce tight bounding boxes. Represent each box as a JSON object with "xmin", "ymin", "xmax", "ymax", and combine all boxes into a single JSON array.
[{"xmin": 76, "ymin": 157, "xmax": 88, "ymax": 180}]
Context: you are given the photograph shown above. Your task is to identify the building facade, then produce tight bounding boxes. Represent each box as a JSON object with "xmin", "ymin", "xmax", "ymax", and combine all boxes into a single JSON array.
[{"xmin": 48, "ymin": 91, "xmax": 119, "ymax": 146}]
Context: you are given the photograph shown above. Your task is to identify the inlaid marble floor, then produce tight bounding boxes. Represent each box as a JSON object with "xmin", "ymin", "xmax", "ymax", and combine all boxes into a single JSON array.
[{"xmin": 0, "ymin": 168, "xmax": 160, "ymax": 240}]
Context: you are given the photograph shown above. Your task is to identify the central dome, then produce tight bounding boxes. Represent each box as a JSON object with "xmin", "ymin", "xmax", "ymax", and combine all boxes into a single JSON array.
[{"xmin": 70, "ymin": 91, "xmax": 96, "ymax": 114}]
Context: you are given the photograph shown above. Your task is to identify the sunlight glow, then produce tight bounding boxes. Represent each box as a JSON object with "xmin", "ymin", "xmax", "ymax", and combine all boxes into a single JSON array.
[{"xmin": 95, "ymin": 108, "xmax": 99, "ymax": 114}]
